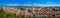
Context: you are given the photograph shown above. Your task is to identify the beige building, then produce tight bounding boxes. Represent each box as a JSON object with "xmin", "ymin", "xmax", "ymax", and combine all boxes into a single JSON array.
[{"xmin": 2, "ymin": 7, "xmax": 60, "ymax": 16}]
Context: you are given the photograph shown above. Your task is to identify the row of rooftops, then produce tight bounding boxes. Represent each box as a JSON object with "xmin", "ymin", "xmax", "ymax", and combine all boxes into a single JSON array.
[
  {"xmin": 1, "ymin": 7, "xmax": 60, "ymax": 16},
  {"xmin": 2, "ymin": 7, "xmax": 60, "ymax": 13}
]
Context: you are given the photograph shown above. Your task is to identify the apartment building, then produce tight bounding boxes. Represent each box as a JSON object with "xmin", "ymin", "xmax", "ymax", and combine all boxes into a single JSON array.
[
  {"xmin": 2, "ymin": 7, "xmax": 60, "ymax": 17},
  {"xmin": 32, "ymin": 7, "xmax": 60, "ymax": 16}
]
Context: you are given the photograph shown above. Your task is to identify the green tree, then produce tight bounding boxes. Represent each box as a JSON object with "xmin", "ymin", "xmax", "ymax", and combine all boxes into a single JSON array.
[{"xmin": 0, "ymin": 7, "xmax": 6, "ymax": 18}]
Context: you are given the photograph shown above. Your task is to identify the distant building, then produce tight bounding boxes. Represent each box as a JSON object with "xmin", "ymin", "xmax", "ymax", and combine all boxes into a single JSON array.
[{"xmin": 2, "ymin": 6, "xmax": 60, "ymax": 16}]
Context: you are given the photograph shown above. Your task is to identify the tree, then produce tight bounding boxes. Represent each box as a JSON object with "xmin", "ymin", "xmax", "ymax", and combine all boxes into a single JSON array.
[
  {"xmin": 0, "ymin": 7, "xmax": 4, "ymax": 12},
  {"xmin": 0, "ymin": 7, "xmax": 6, "ymax": 18},
  {"xmin": 52, "ymin": 15, "xmax": 56, "ymax": 18}
]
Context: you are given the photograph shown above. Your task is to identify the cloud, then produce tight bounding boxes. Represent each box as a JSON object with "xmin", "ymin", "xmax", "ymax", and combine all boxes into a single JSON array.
[
  {"xmin": 7, "ymin": 4, "xmax": 17, "ymax": 6},
  {"xmin": 46, "ymin": 2, "xmax": 51, "ymax": 4},
  {"xmin": 5, "ymin": 4, "xmax": 17, "ymax": 6},
  {"xmin": 3, "ymin": 4, "xmax": 22, "ymax": 6},
  {"xmin": 3, "ymin": 3, "xmax": 60, "ymax": 7}
]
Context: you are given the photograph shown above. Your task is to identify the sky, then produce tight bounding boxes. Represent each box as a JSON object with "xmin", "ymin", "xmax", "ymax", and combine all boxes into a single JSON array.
[{"xmin": 0, "ymin": 0, "xmax": 60, "ymax": 6}]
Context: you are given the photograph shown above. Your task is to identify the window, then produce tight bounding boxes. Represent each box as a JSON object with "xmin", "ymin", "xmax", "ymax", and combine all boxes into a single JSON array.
[
  {"xmin": 34, "ymin": 10, "xmax": 38, "ymax": 11},
  {"xmin": 52, "ymin": 8, "xmax": 60, "ymax": 11},
  {"xmin": 28, "ymin": 9, "xmax": 32, "ymax": 13},
  {"xmin": 52, "ymin": 8, "xmax": 55, "ymax": 11},
  {"xmin": 20, "ymin": 8, "xmax": 24, "ymax": 10},
  {"xmin": 56, "ymin": 8, "xmax": 60, "ymax": 11}
]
